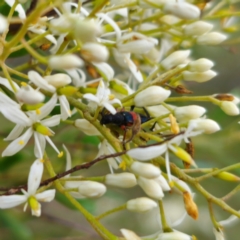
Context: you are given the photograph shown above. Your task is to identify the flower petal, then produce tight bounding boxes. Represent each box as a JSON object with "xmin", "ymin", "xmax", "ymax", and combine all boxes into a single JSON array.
[
  {"xmin": 83, "ymin": 93, "xmax": 100, "ymax": 104},
  {"xmin": 27, "ymin": 159, "xmax": 44, "ymax": 195},
  {"xmin": 41, "ymin": 115, "xmax": 61, "ymax": 127},
  {"xmin": 36, "ymin": 189, "xmax": 56, "ymax": 202},
  {"xmin": 59, "ymin": 95, "xmax": 71, "ymax": 120},
  {"xmin": 0, "ymin": 77, "xmax": 20, "ymax": 92},
  {"xmin": 0, "ymin": 92, "xmax": 19, "ymax": 106},
  {"xmin": 1, "ymin": 106, "xmax": 31, "ymax": 126},
  {"xmin": 0, "ymin": 195, "xmax": 27, "ymax": 209},
  {"xmin": 103, "ymin": 102, "xmax": 116, "ymax": 114},
  {"xmin": 28, "ymin": 71, "xmax": 56, "ymax": 93},
  {"xmin": 34, "ymin": 132, "xmax": 46, "ymax": 159},
  {"xmin": 127, "ymin": 144, "xmax": 167, "ymax": 161},
  {"xmin": 38, "ymin": 94, "xmax": 58, "ymax": 120},
  {"xmin": 4, "ymin": 124, "xmax": 25, "ymax": 141},
  {"xmin": 2, "ymin": 128, "xmax": 33, "ymax": 157}
]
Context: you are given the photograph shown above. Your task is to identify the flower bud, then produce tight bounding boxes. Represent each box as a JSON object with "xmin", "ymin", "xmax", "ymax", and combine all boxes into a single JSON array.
[
  {"xmin": 188, "ymin": 58, "xmax": 214, "ymax": 72},
  {"xmin": 49, "ymin": 54, "xmax": 84, "ymax": 70},
  {"xmin": 134, "ymin": 86, "xmax": 171, "ymax": 106},
  {"xmin": 138, "ymin": 177, "xmax": 164, "ymax": 199},
  {"xmin": 214, "ymin": 171, "xmax": 240, "ymax": 182},
  {"xmin": 16, "ymin": 85, "xmax": 45, "ymax": 105},
  {"xmin": 120, "ymin": 229, "xmax": 141, "ymax": 240},
  {"xmin": 163, "ymin": 2, "xmax": 200, "ymax": 20},
  {"xmin": 171, "ymin": 145, "xmax": 197, "ymax": 167},
  {"xmin": 78, "ymin": 181, "xmax": 106, "ymax": 198},
  {"xmin": 75, "ymin": 119, "xmax": 101, "ymax": 136},
  {"xmin": 174, "ymin": 105, "xmax": 206, "ymax": 123},
  {"xmin": 44, "ymin": 73, "xmax": 71, "ymax": 88},
  {"xmin": 81, "ymin": 43, "xmax": 109, "ymax": 62},
  {"xmin": 220, "ymin": 101, "xmax": 239, "ymax": 116},
  {"xmin": 188, "ymin": 119, "xmax": 220, "ymax": 134},
  {"xmin": 197, "ymin": 32, "xmax": 227, "ymax": 45},
  {"xmin": 161, "ymin": 50, "xmax": 190, "ymax": 70},
  {"xmin": 183, "ymin": 191, "xmax": 198, "ymax": 220},
  {"xmin": 105, "ymin": 173, "xmax": 137, "ymax": 188},
  {"xmin": 183, "ymin": 21, "xmax": 213, "ymax": 36},
  {"xmin": 93, "ymin": 62, "xmax": 114, "ymax": 81},
  {"xmin": 182, "ymin": 70, "xmax": 217, "ymax": 82},
  {"xmin": 117, "ymin": 32, "xmax": 158, "ymax": 54},
  {"xmin": 0, "ymin": 15, "xmax": 8, "ymax": 33},
  {"xmin": 157, "ymin": 231, "xmax": 194, "ymax": 240},
  {"xmin": 154, "ymin": 175, "xmax": 171, "ymax": 191},
  {"xmin": 130, "ymin": 162, "xmax": 161, "ymax": 179},
  {"xmin": 126, "ymin": 197, "xmax": 157, "ymax": 212}
]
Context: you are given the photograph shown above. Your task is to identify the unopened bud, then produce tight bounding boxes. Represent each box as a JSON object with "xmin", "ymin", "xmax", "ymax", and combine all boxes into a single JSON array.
[
  {"xmin": 161, "ymin": 50, "xmax": 190, "ymax": 70},
  {"xmin": 0, "ymin": 15, "xmax": 8, "ymax": 33},
  {"xmin": 154, "ymin": 175, "xmax": 171, "ymax": 191},
  {"xmin": 220, "ymin": 101, "xmax": 239, "ymax": 116},
  {"xmin": 44, "ymin": 73, "xmax": 71, "ymax": 88},
  {"xmin": 163, "ymin": 2, "xmax": 200, "ymax": 20},
  {"xmin": 78, "ymin": 181, "xmax": 106, "ymax": 198},
  {"xmin": 134, "ymin": 86, "xmax": 171, "ymax": 106},
  {"xmin": 188, "ymin": 119, "xmax": 220, "ymax": 134},
  {"xmin": 169, "ymin": 114, "xmax": 179, "ymax": 134},
  {"xmin": 188, "ymin": 58, "xmax": 214, "ymax": 72},
  {"xmin": 49, "ymin": 54, "xmax": 84, "ymax": 70},
  {"xmin": 130, "ymin": 161, "xmax": 161, "ymax": 179},
  {"xmin": 174, "ymin": 105, "xmax": 206, "ymax": 123},
  {"xmin": 138, "ymin": 177, "xmax": 164, "ymax": 200},
  {"xmin": 120, "ymin": 229, "xmax": 141, "ymax": 240},
  {"xmin": 126, "ymin": 197, "xmax": 157, "ymax": 212},
  {"xmin": 183, "ymin": 21, "xmax": 213, "ymax": 36},
  {"xmin": 214, "ymin": 171, "xmax": 240, "ymax": 182},
  {"xmin": 197, "ymin": 32, "xmax": 227, "ymax": 45},
  {"xmin": 16, "ymin": 85, "xmax": 45, "ymax": 105},
  {"xmin": 81, "ymin": 43, "xmax": 109, "ymax": 62},
  {"xmin": 105, "ymin": 173, "xmax": 137, "ymax": 188},
  {"xmin": 183, "ymin": 70, "xmax": 217, "ymax": 82},
  {"xmin": 183, "ymin": 191, "xmax": 198, "ymax": 220},
  {"xmin": 171, "ymin": 145, "xmax": 197, "ymax": 167}
]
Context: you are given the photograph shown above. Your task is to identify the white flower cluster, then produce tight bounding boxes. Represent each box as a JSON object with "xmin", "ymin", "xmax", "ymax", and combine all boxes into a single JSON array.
[{"xmin": 0, "ymin": 0, "xmax": 239, "ymax": 239}]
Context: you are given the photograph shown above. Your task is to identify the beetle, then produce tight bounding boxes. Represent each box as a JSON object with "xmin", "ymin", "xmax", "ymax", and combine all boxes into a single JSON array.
[{"xmin": 100, "ymin": 106, "xmax": 152, "ymax": 145}]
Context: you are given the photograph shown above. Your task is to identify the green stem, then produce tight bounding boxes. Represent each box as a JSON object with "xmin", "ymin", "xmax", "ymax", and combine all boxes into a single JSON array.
[
  {"xmin": 158, "ymin": 200, "xmax": 172, "ymax": 232},
  {"xmin": 1, "ymin": 63, "xmax": 17, "ymax": 92},
  {"xmin": 96, "ymin": 204, "xmax": 126, "ymax": 220}
]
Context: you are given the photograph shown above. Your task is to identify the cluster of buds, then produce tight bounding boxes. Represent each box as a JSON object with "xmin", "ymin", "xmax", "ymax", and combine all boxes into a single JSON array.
[{"xmin": 0, "ymin": 0, "xmax": 239, "ymax": 240}]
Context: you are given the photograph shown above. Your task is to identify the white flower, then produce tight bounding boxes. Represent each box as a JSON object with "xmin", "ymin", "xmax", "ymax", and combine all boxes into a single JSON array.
[
  {"xmin": 83, "ymin": 80, "xmax": 121, "ymax": 114},
  {"xmin": 105, "ymin": 173, "xmax": 137, "ymax": 188},
  {"xmin": 130, "ymin": 161, "xmax": 161, "ymax": 179},
  {"xmin": 197, "ymin": 32, "xmax": 227, "ymax": 45},
  {"xmin": 0, "ymin": 159, "xmax": 55, "ymax": 217},
  {"xmin": 28, "ymin": 17, "xmax": 57, "ymax": 46},
  {"xmin": 126, "ymin": 197, "xmax": 157, "ymax": 212},
  {"xmin": 1, "ymin": 94, "xmax": 61, "ymax": 159},
  {"xmin": 183, "ymin": 21, "xmax": 213, "ymax": 36},
  {"xmin": 97, "ymin": 139, "xmax": 121, "ymax": 173},
  {"xmin": 134, "ymin": 86, "xmax": 171, "ymax": 106},
  {"xmin": 28, "ymin": 71, "xmax": 72, "ymax": 120},
  {"xmin": 48, "ymin": 54, "xmax": 84, "ymax": 70},
  {"xmin": 182, "ymin": 70, "xmax": 217, "ymax": 82}
]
